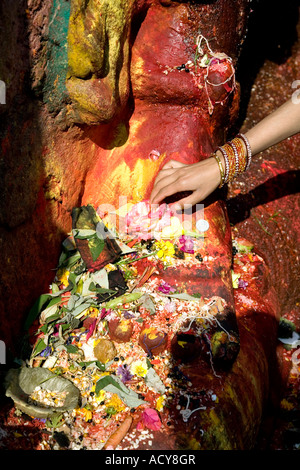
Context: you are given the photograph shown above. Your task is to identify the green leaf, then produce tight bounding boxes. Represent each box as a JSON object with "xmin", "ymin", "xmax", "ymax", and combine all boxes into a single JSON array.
[
  {"xmin": 135, "ymin": 317, "xmax": 144, "ymax": 323},
  {"xmin": 45, "ymin": 312, "xmax": 61, "ymax": 324},
  {"xmin": 57, "ymin": 252, "xmax": 81, "ymax": 270},
  {"xmin": 139, "ymin": 294, "xmax": 156, "ymax": 314},
  {"xmin": 95, "ymin": 375, "xmax": 124, "ymax": 395},
  {"xmin": 88, "ymin": 235, "xmax": 105, "ymax": 262},
  {"xmin": 145, "ymin": 367, "xmax": 166, "ymax": 394},
  {"xmin": 89, "ymin": 282, "xmax": 115, "ymax": 294},
  {"xmin": 105, "ymin": 292, "xmax": 143, "ymax": 309},
  {"xmin": 70, "ymin": 301, "xmax": 93, "ymax": 318},
  {"xmin": 68, "ymin": 272, "xmax": 80, "ymax": 294},
  {"xmin": 161, "ymin": 292, "xmax": 204, "ymax": 301},
  {"xmin": 95, "ymin": 375, "xmax": 145, "ymax": 408},
  {"xmin": 46, "ymin": 414, "xmax": 64, "ymax": 429},
  {"xmin": 73, "ymin": 228, "xmax": 96, "ymax": 239},
  {"xmin": 39, "ymin": 324, "xmax": 49, "ymax": 334},
  {"xmin": 51, "ymin": 283, "xmax": 60, "ymax": 294},
  {"xmin": 66, "ymin": 344, "xmax": 79, "ymax": 354},
  {"xmin": 24, "ymin": 294, "xmax": 61, "ymax": 330},
  {"xmin": 32, "ymin": 338, "xmax": 47, "ymax": 357}
]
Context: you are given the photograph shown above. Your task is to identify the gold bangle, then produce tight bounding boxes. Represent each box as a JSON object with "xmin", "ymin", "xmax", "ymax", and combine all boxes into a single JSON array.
[{"xmin": 213, "ymin": 153, "xmax": 225, "ymax": 188}]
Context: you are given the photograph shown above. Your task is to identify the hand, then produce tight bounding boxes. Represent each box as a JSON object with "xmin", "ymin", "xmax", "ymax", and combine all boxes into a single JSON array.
[{"xmin": 150, "ymin": 156, "xmax": 222, "ymax": 209}]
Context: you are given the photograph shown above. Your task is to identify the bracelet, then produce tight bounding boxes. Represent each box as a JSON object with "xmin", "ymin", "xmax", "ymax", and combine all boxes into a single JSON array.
[
  {"xmin": 237, "ymin": 133, "xmax": 252, "ymax": 170},
  {"xmin": 213, "ymin": 133, "xmax": 252, "ymax": 185},
  {"xmin": 228, "ymin": 141, "xmax": 240, "ymax": 176},
  {"xmin": 231, "ymin": 136, "xmax": 247, "ymax": 173},
  {"xmin": 216, "ymin": 146, "xmax": 230, "ymax": 183},
  {"xmin": 213, "ymin": 152, "xmax": 225, "ymax": 188},
  {"xmin": 222, "ymin": 143, "xmax": 236, "ymax": 182}
]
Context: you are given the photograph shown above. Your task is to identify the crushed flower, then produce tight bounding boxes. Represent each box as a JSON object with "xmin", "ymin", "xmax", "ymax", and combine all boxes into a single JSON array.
[
  {"xmin": 137, "ymin": 408, "xmax": 162, "ymax": 431},
  {"xmin": 117, "ymin": 364, "xmax": 134, "ymax": 383},
  {"xmin": 156, "ymin": 395, "xmax": 165, "ymax": 412},
  {"xmin": 158, "ymin": 280, "xmax": 176, "ymax": 295},
  {"xmin": 238, "ymin": 278, "xmax": 248, "ymax": 290},
  {"xmin": 56, "ymin": 268, "xmax": 70, "ymax": 287},
  {"xmin": 178, "ymin": 235, "xmax": 194, "ymax": 254},
  {"xmin": 130, "ymin": 359, "xmax": 149, "ymax": 377},
  {"xmin": 155, "ymin": 240, "xmax": 175, "ymax": 261},
  {"xmin": 105, "ymin": 394, "xmax": 126, "ymax": 414}
]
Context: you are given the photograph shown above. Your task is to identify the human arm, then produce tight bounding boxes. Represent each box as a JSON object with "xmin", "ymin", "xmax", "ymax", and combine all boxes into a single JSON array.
[{"xmin": 150, "ymin": 98, "xmax": 300, "ymax": 208}]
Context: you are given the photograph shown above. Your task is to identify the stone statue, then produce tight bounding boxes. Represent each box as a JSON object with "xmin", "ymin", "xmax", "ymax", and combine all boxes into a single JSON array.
[
  {"xmin": 62, "ymin": 0, "xmax": 279, "ymax": 449},
  {"xmin": 0, "ymin": 0, "xmax": 280, "ymax": 450}
]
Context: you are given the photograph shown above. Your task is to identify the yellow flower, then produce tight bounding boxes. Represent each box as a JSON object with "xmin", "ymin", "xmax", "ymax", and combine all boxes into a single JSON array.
[
  {"xmin": 105, "ymin": 393, "xmax": 125, "ymax": 413},
  {"xmin": 79, "ymin": 407, "xmax": 93, "ymax": 422},
  {"xmin": 155, "ymin": 240, "xmax": 175, "ymax": 261},
  {"xmin": 280, "ymin": 399, "xmax": 294, "ymax": 411},
  {"xmin": 92, "ymin": 388, "xmax": 106, "ymax": 402},
  {"xmin": 130, "ymin": 359, "xmax": 148, "ymax": 377},
  {"xmin": 156, "ymin": 395, "xmax": 165, "ymax": 412},
  {"xmin": 56, "ymin": 268, "xmax": 70, "ymax": 287}
]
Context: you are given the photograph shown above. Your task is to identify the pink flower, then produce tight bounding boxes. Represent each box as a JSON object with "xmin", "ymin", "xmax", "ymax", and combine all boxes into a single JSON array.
[
  {"xmin": 158, "ymin": 280, "xmax": 176, "ymax": 295},
  {"xmin": 125, "ymin": 200, "xmax": 174, "ymax": 240},
  {"xmin": 101, "ymin": 308, "xmax": 111, "ymax": 320},
  {"xmin": 238, "ymin": 278, "xmax": 248, "ymax": 290},
  {"xmin": 137, "ymin": 408, "xmax": 162, "ymax": 431},
  {"xmin": 86, "ymin": 318, "xmax": 97, "ymax": 341},
  {"xmin": 178, "ymin": 235, "xmax": 194, "ymax": 254}
]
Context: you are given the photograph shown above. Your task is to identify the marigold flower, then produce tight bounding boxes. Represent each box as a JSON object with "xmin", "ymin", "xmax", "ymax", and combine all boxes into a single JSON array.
[
  {"xmin": 56, "ymin": 268, "xmax": 70, "ymax": 287},
  {"xmin": 155, "ymin": 240, "xmax": 175, "ymax": 260},
  {"xmin": 105, "ymin": 393, "xmax": 125, "ymax": 413},
  {"xmin": 156, "ymin": 395, "xmax": 165, "ymax": 412}
]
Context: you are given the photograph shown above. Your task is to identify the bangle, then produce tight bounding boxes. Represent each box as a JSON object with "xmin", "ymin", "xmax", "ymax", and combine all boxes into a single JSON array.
[
  {"xmin": 237, "ymin": 133, "xmax": 252, "ymax": 170},
  {"xmin": 213, "ymin": 152, "xmax": 225, "ymax": 188},
  {"xmin": 228, "ymin": 141, "xmax": 240, "ymax": 176},
  {"xmin": 231, "ymin": 136, "xmax": 247, "ymax": 173},
  {"xmin": 217, "ymin": 146, "xmax": 230, "ymax": 183},
  {"xmin": 222, "ymin": 143, "xmax": 236, "ymax": 182},
  {"xmin": 213, "ymin": 134, "xmax": 252, "ymax": 186}
]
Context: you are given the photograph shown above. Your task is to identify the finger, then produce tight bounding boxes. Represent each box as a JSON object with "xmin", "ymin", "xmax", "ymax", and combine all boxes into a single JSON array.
[
  {"xmin": 150, "ymin": 171, "xmax": 184, "ymax": 203},
  {"xmin": 171, "ymin": 190, "xmax": 204, "ymax": 212},
  {"xmin": 151, "ymin": 167, "xmax": 179, "ymax": 189},
  {"xmin": 150, "ymin": 177, "xmax": 187, "ymax": 204},
  {"xmin": 161, "ymin": 159, "xmax": 186, "ymax": 170}
]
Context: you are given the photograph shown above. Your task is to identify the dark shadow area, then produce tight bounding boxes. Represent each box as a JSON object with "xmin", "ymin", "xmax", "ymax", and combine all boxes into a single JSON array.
[
  {"xmin": 233, "ymin": 0, "xmax": 300, "ymax": 135},
  {"xmin": 226, "ymin": 170, "xmax": 300, "ymax": 225},
  {"xmin": 0, "ymin": 1, "xmax": 68, "ymax": 370}
]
